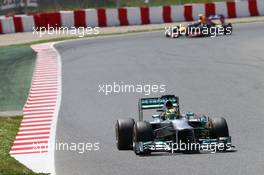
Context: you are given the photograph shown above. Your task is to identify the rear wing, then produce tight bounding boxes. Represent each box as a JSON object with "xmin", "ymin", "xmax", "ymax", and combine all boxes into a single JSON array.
[
  {"xmin": 138, "ymin": 95, "xmax": 179, "ymax": 121},
  {"xmin": 208, "ymin": 14, "xmax": 225, "ymax": 20}
]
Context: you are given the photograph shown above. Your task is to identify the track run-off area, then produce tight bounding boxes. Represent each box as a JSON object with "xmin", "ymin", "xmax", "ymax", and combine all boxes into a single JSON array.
[{"xmin": 54, "ymin": 22, "xmax": 264, "ymax": 175}]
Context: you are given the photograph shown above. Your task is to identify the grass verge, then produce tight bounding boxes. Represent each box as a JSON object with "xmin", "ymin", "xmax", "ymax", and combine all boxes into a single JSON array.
[
  {"xmin": 0, "ymin": 46, "xmax": 36, "ymax": 111},
  {"xmin": 0, "ymin": 117, "xmax": 48, "ymax": 175}
]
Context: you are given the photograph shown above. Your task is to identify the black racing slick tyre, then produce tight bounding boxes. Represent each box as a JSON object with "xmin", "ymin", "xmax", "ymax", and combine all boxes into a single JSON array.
[
  {"xmin": 133, "ymin": 121, "xmax": 153, "ymax": 155},
  {"xmin": 173, "ymin": 26, "xmax": 180, "ymax": 38},
  {"xmin": 166, "ymin": 26, "xmax": 180, "ymax": 38},
  {"xmin": 115, "ymin": 118, "xmax": 135, "ymax": 150},
  {"xmin": 210, "ymin": 117, "xmax": 229, "ymax": 138},
  {"xmin": 133, "ymin": 121, "xmax": 153, "ymax": 142},
  {"xmin": 224, "ymin": 23, "xmax": 232, "ymax": 35}
]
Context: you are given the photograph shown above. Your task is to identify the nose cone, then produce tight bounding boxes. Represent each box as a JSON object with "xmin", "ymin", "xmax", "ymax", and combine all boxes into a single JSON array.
[{"xmin": 171, "ymin": 119, "xmax": 193, "ymax": 130}]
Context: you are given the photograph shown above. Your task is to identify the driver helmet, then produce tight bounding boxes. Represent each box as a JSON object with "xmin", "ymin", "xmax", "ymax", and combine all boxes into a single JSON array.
[
  {"xmin": 198, "ymin": 14, "xmax": 207, "ymax": 23},
  {"xmin": 165, "ymin": 100, "xmax": 173, "ymax": 109},
  {"xmin": 198, "ymin": 14, "xmax": 203, "ymax": 20}
]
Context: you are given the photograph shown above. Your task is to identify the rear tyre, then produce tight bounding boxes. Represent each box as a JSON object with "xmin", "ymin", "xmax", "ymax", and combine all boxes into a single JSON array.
[
  {"xmin": 115, "ymin": 118, "xmax": 135, "ymax": 150},
  {"xmin": 210, "ymin": 117, "xmax": 229, "ymax": 138},
  {"xmin": 224, "ymin": 23, "xmax": 232, "ymax": 35},
  {"xmin": 133, "ymin": 121, "xmax": 153, "ymax": 155}
]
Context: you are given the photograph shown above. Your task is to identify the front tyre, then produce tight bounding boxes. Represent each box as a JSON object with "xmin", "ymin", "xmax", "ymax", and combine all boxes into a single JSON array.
[
  {"xmin": 210, "ymin": 117, "xmax": 229, "ymax": 138},
  {"xmin": 115, "ymin": 118, "xmax": 135, "ymax": 150},
  {"xmin": 133, "ymin": 121, "xmax": 153, "ymax": 155},
  {"xmin": 173, "ymin": 26, "xmax": 180, "ymax": 38}
]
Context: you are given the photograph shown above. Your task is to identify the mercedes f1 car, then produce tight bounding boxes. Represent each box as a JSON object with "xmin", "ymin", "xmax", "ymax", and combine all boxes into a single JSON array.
[
  {"xmin": 165, "ymin": 15, "xmax": 232, "ymax": 38},
  {"xmin": 115, "ymin": 95, "xmax": 235, "ymax": 155}
]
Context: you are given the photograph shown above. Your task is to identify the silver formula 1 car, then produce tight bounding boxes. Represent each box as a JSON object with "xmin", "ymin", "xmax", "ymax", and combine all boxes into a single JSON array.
[{"xmin": 115, "ymin": 95, "xmax": 235, "ymax": 155}]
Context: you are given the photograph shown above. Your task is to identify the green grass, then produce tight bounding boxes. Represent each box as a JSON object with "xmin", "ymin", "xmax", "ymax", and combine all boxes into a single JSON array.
[
  {"xmin": 119, "ymin": 0, "xmax": 224, "ymax": 7},
  {"xmin": 0, "ymin": 46, "xmax": 36, "ymax": 111},
  {"xmin": 0, "ymin": 117, "xmax": 47, "ymax": 175}
]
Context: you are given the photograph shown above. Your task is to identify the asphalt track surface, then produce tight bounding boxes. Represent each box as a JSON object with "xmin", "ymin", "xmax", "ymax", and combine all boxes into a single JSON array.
[{"xmin": 55, "ymin": 22, "xmax": 264, "ymax": 175}]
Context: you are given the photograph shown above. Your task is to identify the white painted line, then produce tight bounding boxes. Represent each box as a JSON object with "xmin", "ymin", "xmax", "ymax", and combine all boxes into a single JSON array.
[
  {"xmin": 26, "ymin": 100, "xmax": 57, "ymax": 105},
  {"xmin": 15, "ymin": 134, "xmax": 51, "ymax": 139},
  {"xmin": 21, "ymin": 122, "xmax": 52, "ymax": 127},
  {"xmin": 22, "ymin": 118, "xmax": 53, "ymax": 122},
  {"xmin": 32, "ymin": 82, "xmax": 58, "ymax": 85},
  {"xmin": 10, "ymin": 149, "xmax": 49, "ymax": 155},
  {"xmin": 18, "ymin": 130, "xmax": 51, "ymax": 135},
  {"xmin": 21, "ymin": 119, "xmax": 53, "ymax": 124},
  {"xmin": 23, "ymin": 104, "xmax": 55, "ymax": 108},
  {"xmin": 14, "ymin": 139, "xmax": 49, "ymax": 144},
  {"xmin": 23, "ymin": 113, "xmax": 53, "ymax": 117},
  {"xmin": 28, "ymin": 93, "xmax": 58, "ymax": 97},
  {"xmin": 23, "ymin": 110, "xmax": 55, "ymax": 114},
  {"xmin": 19, "ymin": 125, "xmax": 52, "ymax": 130},
  {"xmin": 24, "ymin": 103, "xmax": 56, "ymax": 107}
]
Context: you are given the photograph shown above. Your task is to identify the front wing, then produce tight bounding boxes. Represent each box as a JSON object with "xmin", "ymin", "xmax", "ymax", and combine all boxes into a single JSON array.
[{"xmin": 135, "ymin": 136, "xmax": 235, "ymax": 154}]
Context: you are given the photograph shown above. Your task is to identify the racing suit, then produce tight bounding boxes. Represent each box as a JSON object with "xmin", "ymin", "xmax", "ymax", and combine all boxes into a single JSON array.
[{"xmin": 164, "ymin": 108, "xmax": 177, "ymax": 120}]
